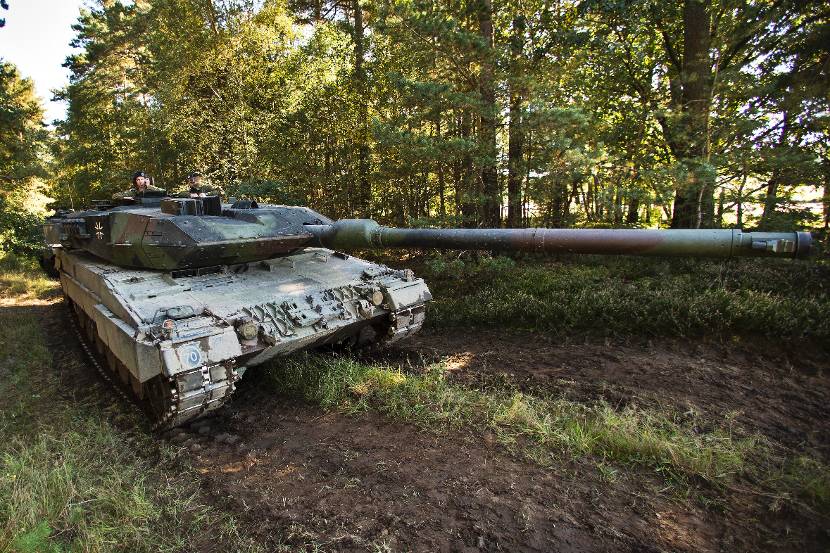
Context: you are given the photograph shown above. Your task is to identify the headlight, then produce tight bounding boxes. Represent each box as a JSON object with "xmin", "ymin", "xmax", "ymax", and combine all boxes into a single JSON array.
[
  {"xmin": 371, "ymin": 290, "xmax": 384, "ymax": 306},
  {"xmin": 161, "ymin": 319, "xmax": 176, "ymax": 337}
]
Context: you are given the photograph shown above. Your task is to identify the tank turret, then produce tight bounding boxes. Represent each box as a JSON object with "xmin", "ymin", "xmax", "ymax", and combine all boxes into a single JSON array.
[{"xmin": 42, "ymin": 195, "xmax": 813, "ymax": 430}]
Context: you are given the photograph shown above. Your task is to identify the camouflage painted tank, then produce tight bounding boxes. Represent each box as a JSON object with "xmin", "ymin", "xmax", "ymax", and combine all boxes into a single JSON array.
[{"xmin": 42, "ymin": 192, "xmax": 812, "ymax": 429}]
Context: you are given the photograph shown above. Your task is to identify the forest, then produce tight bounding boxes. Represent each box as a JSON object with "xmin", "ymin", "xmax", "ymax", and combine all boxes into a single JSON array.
[
  {"xmin": 1, "ymin": 2, "xmax": 830, "ymax": 552},
  {"xmin": 1, "ymin": 0, "xmax": 828, "ymax": 243}
]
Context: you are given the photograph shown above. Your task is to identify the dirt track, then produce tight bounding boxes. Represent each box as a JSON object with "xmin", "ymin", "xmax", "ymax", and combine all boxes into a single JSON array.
[{"xmin": 45, "ymin": 303, "xmax": 829, "ymax": 552}]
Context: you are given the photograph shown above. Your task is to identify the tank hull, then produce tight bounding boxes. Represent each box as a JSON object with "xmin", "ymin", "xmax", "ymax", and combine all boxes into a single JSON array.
[{"xmin": 56, "ymin": 247, "xmax": 431, "ymax": 428}]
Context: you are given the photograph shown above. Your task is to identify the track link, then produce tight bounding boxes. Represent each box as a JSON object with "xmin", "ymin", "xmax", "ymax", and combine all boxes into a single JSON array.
[{"xmin": 67, "ymin": 300, "xmax": 238, "ymax": 431}]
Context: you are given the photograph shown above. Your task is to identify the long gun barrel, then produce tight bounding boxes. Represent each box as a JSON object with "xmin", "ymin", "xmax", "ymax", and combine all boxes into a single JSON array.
[
  {"xmin": 307, "ymin": 219, "xmax": 812, "ymax": 259},
  {"xmin": 43, "ymin": 200, "xmax": 812, "ymax": 272}
]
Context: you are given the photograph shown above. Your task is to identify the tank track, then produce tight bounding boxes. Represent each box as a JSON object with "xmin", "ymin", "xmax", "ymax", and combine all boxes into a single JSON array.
[{"xmin": 67, "ymin": 299, "xmax": 238, "ymax": 431}]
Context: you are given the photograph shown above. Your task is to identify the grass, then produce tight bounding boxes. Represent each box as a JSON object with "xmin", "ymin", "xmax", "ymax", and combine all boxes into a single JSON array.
[
  {"xmin": 0, "ymin": 254, "xmax": 56, "ymax": 301},
  {"xmin": 4, "ymin": 425, "xmax": 171, "ymax": 552},
  {"xmin": 2, "ymin": 247, "xmax": 827, "ymax": 550},
  {"xmin": 0, "ymin": 254, "xmax": 259, "ymax": 553},
  {"xmin": 266, "ymin": 354, "xmax": 754, "ymax": 480},
  {"xmin": 415, "ymin": 254, "xmax": 830, "ymax": 342},
  {"xmin": 772, "ymin": 456, "xmax": 830, "ymax": 514},
  {"xmin": 262, "ymin": 352, "xmax": 830, "ymax": 513}
]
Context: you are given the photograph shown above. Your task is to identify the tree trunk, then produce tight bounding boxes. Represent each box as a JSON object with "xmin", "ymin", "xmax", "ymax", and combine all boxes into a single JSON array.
[
  {"xmin": 591, "ymin": 174, "xmax": 602, "ymax": 219},
  {"xmin": 352, "ymin": 0, "xmax": 371, "ymax": 216},
  {"xmin": 199, "ymin": 0, "xmax": 220, "ymax": 35},
  {"xmin": 569, "ymin": 180, "xmax": 581, "ymax": 223},
  {"xmin": 823, "ymin": 157, "xmax": 830, "ymax": 229},
  {"xmin": 669, "ymin": 0, "xmax": 715, "ymax": 229},
  {"xmin": 437, "ymin": 113, "xmax": 446, "ymax": 221},
  {"xmin": 524, "ymin": 130, "xmax": 533, "ymax": 226},
  {"xmin": 507, "ymin": 93, "xmax": 524, "ymax": 228},
  {"xmin": 460, "ymin": 110, "xmax": 476, "ymax": 227},
  {"xmin": 478, "ymin": 0, "xmax": 500, "ymax": 227},
  {"xmin": 549, "ymin": 181, "xmax": 569, "ymax": 227},
  {"xmin": 626, "ymin": 197, "xmax": 640, "ymax": 225},
  {"xmin": 760, "ymin": 111, "xmax": 790, "ymax": 229},
  {"xmin": 736, "ymin": 171, "xmax": 747, "ymax": 228},
  {"xmin": 507, "ymin": 16, "xmax": 525, "ymax": 228},
  {"xmin": 586, "ymin": 175, "xmax": 595, "ymax": 221}
]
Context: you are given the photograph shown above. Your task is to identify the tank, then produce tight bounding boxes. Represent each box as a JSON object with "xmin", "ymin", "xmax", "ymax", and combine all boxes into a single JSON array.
[{"xmin": 42, "ymin": 193, "xmax": 812, "ymax": 429}]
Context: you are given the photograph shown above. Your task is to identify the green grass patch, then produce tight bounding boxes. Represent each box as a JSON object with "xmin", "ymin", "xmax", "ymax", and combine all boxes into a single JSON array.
[
  {"xmin": 3, "ymin": 423, "xmax": 180, "ymax": 552},
  {"xmin": 770, "ymin": 456, "xmax": 830, "ymax": 514},
  {"xmin": 0, "ymin": 266, "xmax": 259, "ymax": 553},
  {"xmin": 266, "ymin": 354, "xmax": 755, "ymax": 481},
  {"xmin": 418, "ymin": 255, "xmax": 830, "ymax": 341},
  {"xmin": 0, "ymin": 253, "xmax": 57, "ymax": 300},
  {"xmin": 264, "ymin": 352, "xmax": 830, "ymax": 514}
]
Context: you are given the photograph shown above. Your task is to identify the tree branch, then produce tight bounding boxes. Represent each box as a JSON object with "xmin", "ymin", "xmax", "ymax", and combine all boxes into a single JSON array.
[{"xmin": 660, "ymin": 29, "xmax": 682, "ymax": 72}]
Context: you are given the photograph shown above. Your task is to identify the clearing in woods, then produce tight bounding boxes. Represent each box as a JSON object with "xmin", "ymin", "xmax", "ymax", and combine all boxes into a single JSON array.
[{"xmin": 1, "ymin": 256, "xmax": 828, "ymax": 552}]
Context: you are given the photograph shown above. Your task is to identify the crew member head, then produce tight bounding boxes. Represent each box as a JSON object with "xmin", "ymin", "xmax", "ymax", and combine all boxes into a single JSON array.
[
  {"xmin": 187, "ymin": 172, "xmax": 204, "ymax": 197},
  {"xmin": 132, "ymin": 171, "xmax": 148, "ymax": 192},
  {"xmin": 186, "ymin": 171, "xmax": 202, "ymax": 189}
]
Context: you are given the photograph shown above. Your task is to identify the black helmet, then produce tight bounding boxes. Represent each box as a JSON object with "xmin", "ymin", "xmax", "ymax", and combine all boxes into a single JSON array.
[
  {"xmin": 186, "ymin": 171, "xmax": 202, "ymax": 180},
  {"xmin": 132, "ymin": 171, "xmax": 147, "ymax": 182}
]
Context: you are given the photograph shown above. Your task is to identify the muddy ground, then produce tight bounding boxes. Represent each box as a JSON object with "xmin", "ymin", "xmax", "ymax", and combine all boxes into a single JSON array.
[
  {"xmin": 400, "ymin": 331, "xmax": 830, "ymax": 459},
  {"xmin": 45, "ymin": 303, "xmax": 829, "ymax": 552}
]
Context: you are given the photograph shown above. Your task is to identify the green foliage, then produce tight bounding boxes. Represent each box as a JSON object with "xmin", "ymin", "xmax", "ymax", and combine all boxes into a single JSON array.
[
  {"xmin": 228, "ymin": 178, "xmax": 303, "ymax": 205},
  {"xmin": 420, "ymin": 254, "xmax": 830, "ymax": 341},
  {"xmin": 0, "ymin": 253, "xmax": 55, "ymax": 299},
  {"xmin": 776, "ymin": 456, "xmax": 830, "ymax": 513},
  {"xmin": 50, "ymin": 0, "xmax": 828, "ymax": 230},
  {"xmin": 0, "ymin": 60, "xmax": 52, "ymax": 258},
  {"xmin": 424, "ymin": 253, "xmax": 515, "ymax": 279},
  {"xmin": 11, "ymin": 521, "xmax": 62, "ymax": 553},
  {"xmin": 756, "ymin": 201, "xmax": 823, "ymax": 232},
  {"xmin": 1, "ymin": 423, "xmax": 163, "ymax": 552},
  {"xmin": 0, "ymin": 197, "xmax": 44, "ymax": 257},
  {"xmin": 0, "ymin": 60, "xmax": 50, "ymax": 183}
]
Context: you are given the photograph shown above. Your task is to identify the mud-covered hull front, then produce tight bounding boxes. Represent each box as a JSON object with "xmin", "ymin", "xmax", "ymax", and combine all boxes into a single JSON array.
[{"xmin": 55, "ymin": 247, "xmax": 431, "ymax": 427}]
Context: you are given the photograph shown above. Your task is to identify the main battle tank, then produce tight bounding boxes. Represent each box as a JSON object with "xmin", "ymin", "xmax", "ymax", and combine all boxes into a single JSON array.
[{"xmin": 42, "ymin": 192, "xmax": 812, "ymax": 429}]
